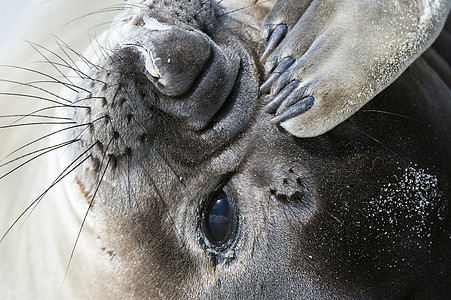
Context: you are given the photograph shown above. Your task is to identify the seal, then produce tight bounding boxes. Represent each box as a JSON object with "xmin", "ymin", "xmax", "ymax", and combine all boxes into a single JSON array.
[{"xmin": 0, "ymin": 0, "xmax": 449, "ymax": 299}]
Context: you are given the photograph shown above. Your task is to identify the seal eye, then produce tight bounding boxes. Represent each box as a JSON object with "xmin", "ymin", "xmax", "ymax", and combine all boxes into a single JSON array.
[
  {"xmin": 201, "ymin": 187, "xmax": 236, "ymax": 251},
  {"xmin": 206, "ymin": 193, "xmax": 231, "ymax": 243}
]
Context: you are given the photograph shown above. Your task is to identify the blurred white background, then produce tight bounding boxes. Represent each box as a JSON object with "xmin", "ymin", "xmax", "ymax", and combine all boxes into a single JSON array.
[
  {"xmin": 0, "ymin": 0, "xmax": 35, "ymax": 46},
  {"xmin": 0, "ymin": 0, "xmax": 124, "ymax": 62}
]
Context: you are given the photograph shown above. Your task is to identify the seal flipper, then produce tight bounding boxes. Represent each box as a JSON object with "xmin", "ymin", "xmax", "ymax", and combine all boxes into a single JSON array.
[{"xmin": 259, "ymin": 0, "xmax": 450, "ymax": 137}]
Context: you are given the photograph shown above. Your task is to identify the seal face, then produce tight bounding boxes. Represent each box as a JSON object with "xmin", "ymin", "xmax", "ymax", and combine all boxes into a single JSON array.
[{"xmin": 0, "ymin": 0, "xmax": 450, "ymax": 299}]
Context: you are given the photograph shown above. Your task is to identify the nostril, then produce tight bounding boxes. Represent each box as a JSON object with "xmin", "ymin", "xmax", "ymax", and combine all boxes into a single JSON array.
[
  {"xmin": 124, "ymin": 27, "xmax": 212, "ymax": 97},
  {"xmin": 133, "ymin": 45, "xmax": 163, "ymax": 78}
]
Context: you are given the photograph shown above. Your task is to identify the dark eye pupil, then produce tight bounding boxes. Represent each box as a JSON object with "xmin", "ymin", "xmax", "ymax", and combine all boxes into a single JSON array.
[{"xmin": 205, "ymin": 193, "xmax": 232, "ymax": 245}]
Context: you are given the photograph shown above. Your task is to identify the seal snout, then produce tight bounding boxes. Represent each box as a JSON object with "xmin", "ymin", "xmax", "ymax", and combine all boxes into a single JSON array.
[
  {"xmin": 131, "ymin": 27, "xmax": 212, "ymax": 97},
  {"xmin": 120, "ymin": 21, "xmax": 240, "ymax": 131}
]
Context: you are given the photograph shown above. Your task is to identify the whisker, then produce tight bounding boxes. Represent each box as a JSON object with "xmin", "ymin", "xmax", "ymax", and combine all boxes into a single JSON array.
[
  {"xmin": 0, "ymin": 141, "xmax": 97, "ymax": 244},
  {"xmin": 0, "ymin": 105, "xmax": 88, "ymax": 136},
  {"xmin": 88, "ymin": 34, "xmax": 107, "ymax": 65},
  {"xmin": 361, "ymin": 109, "xmax": 425, "ymax": 124},
  {"xmin": 140, "ymin": 159, "xmax": 185, "ymax": 242},
  {"xmin": 217, "ymin": 0, "xmax": 272, "ymax": 17},
  {"xmin": 62, "ymin": 5, "xmax": 133, "ymax": 29},
  {"xmin": 0, "ymin": 139, "xmax": 79, "ymax": 169},
  {"xmin": 0, "ymin": 116, "xmax": 106, "ymax": 164},
  {"xmin": 104, "ymin": 85, "xmax": 192, "ymax": 241},
  {"xmin": 126, "ymin": 149, "xmax": 132, "ymax": 210},
  {"xmin": 53, "ymin": 35, "xmax": 105, "ymax": 72},
  {"xmin": 26, "ymin": 41, "xmax": 75, "ymax": 86},
  {"xmin": 63, "ymin": 155, "xmax": 112, "ymax": 285},
  {"xmin": 86, "ymin": 19, "xmax": 127, "ymax": 36},
  {"xmin": 0, "ymin": 79, "xmax": 72, "ymax": 104},
  {"xmin": 0, "ymin": 121, "xmax": 76, "ymax": 130},
  {"xmin": 253, "ymin": 166, "xmax": 348, "ymax": 228},
  {"xmin": 35, "ymin": 60, "xmax": 107, "ymax": 86},
  {"xmin": 89, "ymin": 33, "xmax": 116, "ymax": 62},
  {"xmin": 24, "ymin": 80, "xmax": 92, "ymax": 94},
  {"xmin": 352, "ymin": 127, "xmax": 383, "ymax": 145},
  {"xmin": 72, "ymin": 95, "xmax": 107, "ymax": 105},
  {"xmin": 0, "ymin": 114, "xmax": 71, "ymax": 121},
  {"xmin": 0, "ymin": 139, "xmax": 79, "ymax": 180},
  {"xmin": 53, "ymin": 36, "xmax": 86, "ymax": 73},
  {"xmin": 316, "ymin": 205, "xmax": 344, "ymax": 225},
  {"xmin": 0, "ymin": 65, "xmax": 80, "ymax": 93},
  {"xmin": 0, "ymin": 92, "xmax": 71, "ymax": 106},
  {"xmin": 63, "ymin": 136, "xmax": 114, "ymax": 284}
]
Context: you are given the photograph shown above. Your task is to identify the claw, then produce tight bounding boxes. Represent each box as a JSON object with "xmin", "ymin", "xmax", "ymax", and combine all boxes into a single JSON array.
[
  {"xmin": 249, "ymin": 0, "xmax": 259, "ymax": 4},
  {"xmin": 260, "ymin": 24, "xmax": 288, "ymax": 63},
  {"xmin": 271, "ymin": 96, "xmax": 315, "ymax": 125},
  {"xmin": 264, "ymin": 80, "xmax": 299, "ymax": 114},
  {"xmin": 260, "ymin": 57, "xmax": 295, "ymax": 94},
  {"xmin": 278, "ymin": 85, "xmax": 308, "ymax": 112}
]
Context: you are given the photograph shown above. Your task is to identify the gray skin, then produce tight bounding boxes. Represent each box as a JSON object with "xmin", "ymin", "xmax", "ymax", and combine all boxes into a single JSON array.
[
  {"xmin": 258, "ymin": 0, "xmax": 450, "ymax": 137},
  {"xmin": 48, "ymin": 0, "xmax": 450, "ymax": 298}
]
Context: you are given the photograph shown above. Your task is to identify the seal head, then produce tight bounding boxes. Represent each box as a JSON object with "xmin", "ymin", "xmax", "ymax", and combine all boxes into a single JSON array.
[{"xmin": 55, "ymin": 1, "xmax": 450, "ymax": 298}]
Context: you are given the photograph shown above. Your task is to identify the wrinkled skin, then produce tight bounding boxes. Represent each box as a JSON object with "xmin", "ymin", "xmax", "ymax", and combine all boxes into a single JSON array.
[{"xmin": 0, "ymin": 0, "xmax": 450, "ymax": 299}]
